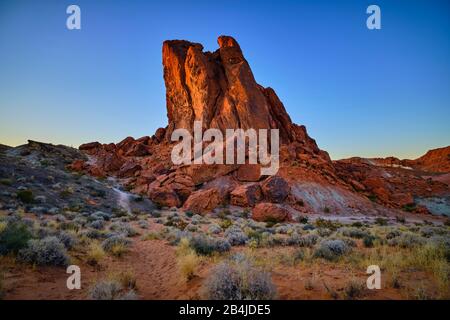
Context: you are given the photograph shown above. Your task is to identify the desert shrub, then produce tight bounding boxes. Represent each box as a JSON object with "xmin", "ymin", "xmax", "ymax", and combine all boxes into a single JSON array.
[
  {"xmin": 89, "ymin": 280, "xmax": 137, "ymax": 300},
  {"xmin": 388, "ymin": 233, "xmax": 425, "ymax": 248},
  {"xmin": 83, "ymin": 229, "xmax": 105, "ymax": 240},
  {"xmin": 315, "ymin": 218, "xmax": 340, "ymax": 231},
  {"xmin": 429, "ymin": 236, "xmax": 450, "ymax": 261},
  {"xmin": 246, "ymin": 229, "xmax": 263, "ymax": 245},
  {"xmin": 208, "ymin": 224, "xmax": 222, "ymax": 234},
  {"xmin": 18, "ymin": 236, "xmax": 70, "ymax": 266},
  {"xmin": 89, "ymin": 220, "xmax": 105, "ymax": 230},
  {"xmin": 176, "ymin": 239, "xmax": 200, "ymax": 281},
  {"xmin": 141, "ymin": 231, "xmax": 162, "ymax": 241},
  {"xmin": 374, "ymin": 217, "xmax": 388, "ymax": 226},
  {"xmin": 317, "ymin": 228, "xmax": 332, "ymax": 237},
  {"xmin": 313, "ymin": 239, "xmax": 350, "ymax": 261},
  {"xmin": 113, "ymin": 270, "xmax": 137, "ymax": 290},
  {"xmin": 101, "ymin": 235, "xmax": 131, "ymax": 253},
  {"xmin": 420, "ymin": 226, "xmax": 446, "ymax": 238},
  {"xmin": 0, "ymin": 221, "xmax": 33, "ymax": 255},
  {"xmin": 16, "ymin": 190, "xmax": 34, "ymax": 203},
  {"xmin": 86, "ymin": 242, "xmax": 105, "ymax": 266},
  {"xmin": 351, "ymin": 221, "xmax": 363, "ymax": 227},
  {"xmin": 340, "ymin": 227, "xmax": 370, "ymax": 239},
  {"xmin": 224, "ymin": 226, "xmax": 248, "ymax": 246},
  {"xmin": 203, "ymin": 258, "xmax": 276, "ymax": 300},
  {"xmin": 137, "ymin": 220, "xmax": 149, "ymax": 229},
  {"xmin": 289, "ymin": 233, "xmax": 318, "ymax": 247},
  {"xmin": 109, "ymin": 222, "xmax": 138, "ymax": 237},
  {"xmin": 59, "ymin": 221, "xmax": 80, "ymax": 232},
  {"xmin": 363, "ymin": 235, "xmax": 376, "ymax": 248},
  {"xmin": 386, "ymin": 229, "xmax": 401, "ymax": 240},
  {"xmin": 190, "ymin": 235, "xmax": 231, "ymax": 255},
  {"xmin": 178, "ymin": 253, "xmax": 200, "ymax": 281},
  {"xmin": 191, "ymin": 214, "xmax": 203, "ymax": 225},
  {"xmin": 275, "ymin": 225, "xmax": 290, "ymax": 234},
  {"xmin": 56, "ymin": 231, "xmax": 77, "ymax": 249},
  {"xmin": 116, "ymin": 290, "xmax": 138, "ymax": 300},
  {"xmin": 219, "ymin": 219, "xmax": 233, "ymax": 229},
  {"xmin": 109, "ymin": 243, "xmax": 128, "ymax": 257},
  {"xmin": 343, "ymin": 279, "xmax": 366, "ymax": 299}
]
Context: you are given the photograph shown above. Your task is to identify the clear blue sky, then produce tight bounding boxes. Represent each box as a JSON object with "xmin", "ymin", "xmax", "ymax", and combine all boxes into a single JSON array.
[{"xmin": 0, "ymin": 0, "xmax": 449, "ymax": 160}]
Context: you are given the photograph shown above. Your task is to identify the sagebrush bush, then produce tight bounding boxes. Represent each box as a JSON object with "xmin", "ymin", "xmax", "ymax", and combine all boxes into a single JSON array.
[
  {"xmin": 56, "ymin": 231, "xmax": 77, "ymax": 249},
  {"xmin": 109, "ymin": 222, "xmax": 138, "ymax": 237},
  {"xmin": 204, "ymin": 262, "xmax": 243, "ymax": 300},
  {"xmin": 89, "ymin": 220, "xmax": 105, "ymax": 230},
  {"xmin": 208, "ymin": 224, "xmax": 222, "ymax": 234},
  {"xmin": 287, "ymin": 233, "xmax": 318, "ymax": 247},
  {"xmin": 190, "ymin": 234, "xmax": 230, "ymax": 255},
  {"xmin": 224, "ymin": 226, "xmax": 248, "ymax": 246},
  {"xmin": 18, "ymin": 236, "xmax": 70, "ymax": 266},
  {"xmin": 340, "ymin": 227, "xmax": 370, "ymax": 239},
  {"xmin": 89, "ymin": 280, "xmax": 125, "ymax": 300},
  {"xmin": 0, "ymin": 221, "xmax": 33, "ymax": 256},
  {"xmin": 101, "ymin": 235, "xmax": 131, "ymax": 252},
  {"xmin": 313, "ymin": 239, "xmax": 350, "ymax": 261},
  {"xmin": 388, "ymin": 233, "xmax": 425, "ymax": 248},
  {"xmin": 203, "ymin": 258, "xmax": 276, "ymax": 300}
]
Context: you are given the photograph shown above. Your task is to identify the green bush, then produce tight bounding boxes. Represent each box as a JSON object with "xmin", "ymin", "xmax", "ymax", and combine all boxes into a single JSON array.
[
  {"xmin": 0, "ymin": 222, "xmax": 33, "ymax": 255},
  {"xmin": 16, "ymin": 190, "xmax": 34, "ymax": 203}
]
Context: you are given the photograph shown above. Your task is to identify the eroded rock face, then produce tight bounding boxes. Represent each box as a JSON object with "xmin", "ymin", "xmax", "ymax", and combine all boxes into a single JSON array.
[{"xmin": 162, "ymin": 35, "xmax": 320, "ymax": 147}]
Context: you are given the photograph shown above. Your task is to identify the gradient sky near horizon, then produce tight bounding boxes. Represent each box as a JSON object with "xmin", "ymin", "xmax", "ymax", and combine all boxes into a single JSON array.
[{"xmin": 0, "ymin": 0, "xmax": 449, "ymax": 160}]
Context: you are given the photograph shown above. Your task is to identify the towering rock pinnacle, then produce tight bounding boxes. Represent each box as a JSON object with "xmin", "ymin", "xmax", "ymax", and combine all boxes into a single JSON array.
[{"xmin": 162, "ymin": 35, "xmax": 313, "ymax": 145}]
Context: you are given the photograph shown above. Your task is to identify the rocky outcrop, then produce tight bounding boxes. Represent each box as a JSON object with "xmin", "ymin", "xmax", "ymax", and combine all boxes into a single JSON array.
[
  {"xmin": 162, "ymin": 36, "xmax": 322, "ymax": 149},
  {"xmin": 74, "ymin": 36, "xmax": 450, "ymax": 218}
]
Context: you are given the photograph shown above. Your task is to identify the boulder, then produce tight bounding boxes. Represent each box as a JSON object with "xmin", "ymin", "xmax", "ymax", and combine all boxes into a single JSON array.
[
  {"xmin": 252, "ymin": 203, "xmax": 291, "ymax": 222},
  {"xmin": 148, "ymin": 186, "xmax": 181, "ymax": 208},
  {"xmin": 261, "ymin": 175, "xmax": 290, "ymax": 203},
  {"xmin": 230, "ymin": 183, "xmax": 262, "ymax": 207},
  {"xmin": 182, "ymin": 188, "xmax": 223, "ymax": 215}
]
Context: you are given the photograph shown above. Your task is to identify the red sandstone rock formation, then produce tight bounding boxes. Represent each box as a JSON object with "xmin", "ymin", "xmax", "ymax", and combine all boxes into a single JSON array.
[{"xmin": 74, "ymin": 36, "xmax": 450, "ymax": 219}]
